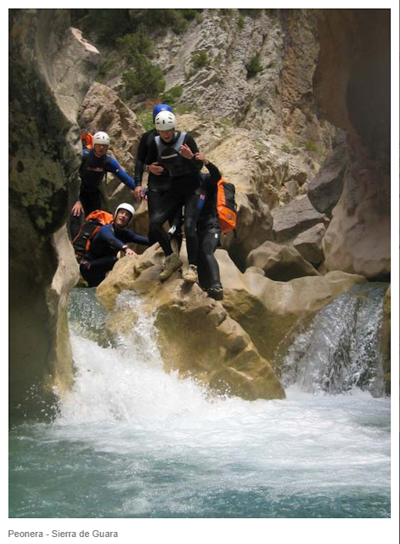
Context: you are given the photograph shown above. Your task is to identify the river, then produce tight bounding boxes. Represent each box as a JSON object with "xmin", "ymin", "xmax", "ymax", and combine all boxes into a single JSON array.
[{"xmin": 9, "ymin": 287, "xmax": 391, "ymax": 519}]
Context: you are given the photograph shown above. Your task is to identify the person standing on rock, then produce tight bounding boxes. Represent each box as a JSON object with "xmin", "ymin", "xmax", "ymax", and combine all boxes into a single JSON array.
[
  {"xmin": 79, "ymin": 202, "xmax": 150, "ymax": 288},
  {"xmin": 70, "ymin": 131, "xmax": 141, "ymax": 238},
  {"xmin": 146, "ymin": 111, "xmax": 204, "ymax": 283},
  {"xmin": 134, "ymin": 104, "xmax": 183, "ymax": 251},
  {"xmin": 195, "ymin": 152, "xmax": 224, "ymax": 300}
]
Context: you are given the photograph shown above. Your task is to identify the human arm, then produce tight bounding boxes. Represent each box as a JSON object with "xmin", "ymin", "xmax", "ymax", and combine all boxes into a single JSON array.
[
  {"xmin": 180, "ymin": 134, "xmax": 203, "ymax": 172},
  {"xmin": 134, "ymin": 131, "xmax": 155, "ymax": 197},
  {"xmin": 195, "ymin": 152, "xmax": 222, "ymax": 184},
  {"xmin": 134, "ymin": 132, "xmax": 150, "ymax": 187},
  {"xmin": 105, "ymin": 156, "xmax": 136, "ymax": 191},
  {"xmin": 121, "ymin": 229, "xmax": 151, "ymax": 247}
]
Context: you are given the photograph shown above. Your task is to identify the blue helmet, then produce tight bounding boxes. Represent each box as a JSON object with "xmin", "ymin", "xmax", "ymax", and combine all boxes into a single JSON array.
[{"xmin": 153, "ymin": 103, "xmax": 172, "ymax": 122}]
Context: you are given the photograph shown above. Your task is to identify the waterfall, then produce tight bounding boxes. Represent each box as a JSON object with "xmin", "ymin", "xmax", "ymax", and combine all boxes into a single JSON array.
[
  {"xmin": 8, "ymin": 286, "xmax": 390, "ymax": 519},
  {"xmin": 280, "ymin": 284, "xmax": 387, "ymax": 397}
]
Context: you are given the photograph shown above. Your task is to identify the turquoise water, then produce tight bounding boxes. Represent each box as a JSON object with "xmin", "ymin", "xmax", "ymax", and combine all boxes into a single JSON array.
[{"xmin": 9, "ymin": 290, "xmax": 391, "ymax": 518}]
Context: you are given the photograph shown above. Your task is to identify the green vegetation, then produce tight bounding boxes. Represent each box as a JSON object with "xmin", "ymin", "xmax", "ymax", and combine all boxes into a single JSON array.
[
  {"xmin": 162, "ymin": 85, "xmax": 183, "ymax": 108},
  {"xmin": 136, "ymin": 110, "xmax": 154, "ymax": 132},
  {"xmin": 246, "ymin": 55, "xmax": 263, "ymax": 79},
  {"xmin": 304, "ymin": 140, "xmax": 318, "ymax": 153},
  {"xmin": 70, "ymin": 9, "xmax": 132, "ymax": 45},
  {"xmin": 116, "ymin": 25, "xmax": 154, "ymax": 59},
  {"xmin": 122, "ymin": 58, "xmax": 165, "ymax": 99},
  {"xmin": 238, "ymin": 9, "xmax": 264, "ymax": 19},
  {"xmin": 191, "ymin": 51, "xmax": 209, "ymax": 70},
  {"xmin": 129, "ymin": 9, "xmax": 203, "ymax": 35},
  {"xmin": 72, "ymin": 9, "xmax": 204, "ymax": 99}
]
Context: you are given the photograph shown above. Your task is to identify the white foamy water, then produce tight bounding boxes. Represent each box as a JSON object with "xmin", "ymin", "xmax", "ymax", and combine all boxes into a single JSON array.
[{"xmin": 9, "ymin": 290, "xmax": 391, "ymax": 518}]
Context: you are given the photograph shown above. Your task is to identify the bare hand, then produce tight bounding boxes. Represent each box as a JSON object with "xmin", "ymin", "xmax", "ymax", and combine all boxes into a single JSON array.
[
  {"xmin": 180, "ymin": 143, "xmax": 194, "ymax": 160},
  {"xmin": 125, "ymin": 248, "xmax": 138, "ymax": 257},
  {"xmin": 134, "ymin": 186, "xmax": 143, "ymax": 200},
  {"xmin": 148, "ymin": 162, "xmax": 164, "ymax": 175},
  {"xmin": 71, "ymin": 201, "xmax": 84, "ymax": 216},
  {"xmin": 194, "ymin": 152, "xmax": 208, "ymax": 164}
]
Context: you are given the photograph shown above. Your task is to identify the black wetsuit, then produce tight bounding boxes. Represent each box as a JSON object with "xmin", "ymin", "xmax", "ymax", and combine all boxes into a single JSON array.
[
  {"xmin": 135, "ymin": 129, "xmax": 182, "ymax": 247},
  {"xmin": 80, "ymin": 223, "xmax": 150, "ymax": 287},
  {"xmin": 146, "ymin": 131, "xmax": 204, "ymax": 265},
  {"xmin": 197, "ymin": 162, "xmax": 223, "ymax": 291}
]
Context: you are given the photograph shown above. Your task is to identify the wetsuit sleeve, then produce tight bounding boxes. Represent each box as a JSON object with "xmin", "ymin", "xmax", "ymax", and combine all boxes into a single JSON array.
[
  {"xmin": 184, "ymin": 134, "xmax": 203, "ymax": 172},
  {"xmin": 105, "ymin": 156, "xmax": 136, "ymax": 190},
  {"xmin": 121, "ymin": 229, "xmax": 151, "ymax": 246},
  {"xmin": 96, "ymin": 224, "xmax": 128, "ymax": 251},
  {"xmin": 134, "ymin": 132, "xmax": 150, "ymax": 187},
  {"xmin": 205, "ymin": 162, "xmax": 222, "ymax": 185},
  {"xmin": 146, "ymin": 139, "xmax": 159, "ymax": 165}
]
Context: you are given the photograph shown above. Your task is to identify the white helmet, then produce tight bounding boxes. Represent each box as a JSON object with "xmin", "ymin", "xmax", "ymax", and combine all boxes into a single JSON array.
[
  {"xmin": 154, "ymin": 111, "xmax": 176, "ymax": 131},
  {"xmin": 114, "ymin": 203, "xmax": 135, "ymax": 220},
  {"xmin": 93, "ymin": 131, "xmax": 110, "ymax": 146}
]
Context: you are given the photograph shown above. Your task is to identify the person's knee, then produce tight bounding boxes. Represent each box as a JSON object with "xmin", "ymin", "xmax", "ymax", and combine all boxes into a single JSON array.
[{"xmin": 184, "ymin": 221, "xmax": 197, "ymax": 240}]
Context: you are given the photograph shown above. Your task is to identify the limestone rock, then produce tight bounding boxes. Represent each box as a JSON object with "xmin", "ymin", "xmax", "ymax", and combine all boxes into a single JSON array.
[
  {"xmin": 246, "ymin": 241, "xmax": 320, "ymax": 281},
  {"xmin": 221, "ymin": 257, "xmax": 367, "ymax": 365},
  {"xmin": 307, "ymin": 134, "xmax": 349, "ymax": 217},
  {"xmin": 323, "ymin": 166, "xmax": 390, "ymax": 279},
  {"xmin": 97, "ymin": 247, "xmax": 285, "ymax": 401},
  {"xmin": 96, "ymin": 244, "xmax": 366, "ymax": 398},
  {"xmin": 271, "ymin": 194, "xmax": 328, "ymax": 243},
  {"xmin": 9, "ymin": 9, "xmax": 100, "ymax": 419},
  {"xmin": 293, "ymin": 223, "xmax": 326, "ymax": 266}
]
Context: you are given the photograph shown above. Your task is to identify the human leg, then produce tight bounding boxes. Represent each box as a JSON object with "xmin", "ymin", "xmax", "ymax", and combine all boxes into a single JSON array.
[
  {"xmin": 198, "ymin": 226, "xmax": 222, "ymax": 298},
  {"xmin": 79, "ymin": 255, "xmax": 117, "ymax": 287}
]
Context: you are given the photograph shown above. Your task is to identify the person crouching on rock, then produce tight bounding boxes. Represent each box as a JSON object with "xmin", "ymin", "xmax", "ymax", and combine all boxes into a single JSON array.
[{"xmin": 80, "ymin": 203, "xmax": 150, "ymax": 287}]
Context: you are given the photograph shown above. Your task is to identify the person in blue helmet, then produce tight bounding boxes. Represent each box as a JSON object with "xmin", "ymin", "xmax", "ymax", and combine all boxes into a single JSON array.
[
  {"xmin": 134, "ymin": 104, "xmax": 183, "ymax": 250},
  {"xmin": 70, "ymin": 131, "xmax": 141, "ymax": 238},
  {"xmin": 79, "ymin": 203, "xmax": 150, "ymax": 287}
]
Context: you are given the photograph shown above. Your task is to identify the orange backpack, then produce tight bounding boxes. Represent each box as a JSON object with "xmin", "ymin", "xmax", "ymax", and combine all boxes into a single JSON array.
[
  {"xmin": 216, "ymin": 178, "xmax": 237, "ymax": 233},
  {"xmin": 72, "ymin": 209, "xmax": 114, "ymax": 261},
  {"xmin": 81, "ymin": 133, "xmax": 94, "ymax": 149}
]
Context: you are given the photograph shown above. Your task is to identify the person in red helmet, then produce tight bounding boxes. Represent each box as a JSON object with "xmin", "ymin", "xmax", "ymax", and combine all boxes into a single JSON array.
[{"xmin": 70, "ymin": 131, "xmax": 140, "ymax": 238}]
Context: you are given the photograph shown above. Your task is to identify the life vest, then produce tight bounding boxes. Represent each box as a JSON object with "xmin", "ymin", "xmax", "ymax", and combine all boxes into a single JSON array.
[
  {"xmin": 72, "ymin": 209, "xmax": 114, "ymax": 261},
  {"xmin": 81, "ymin": 133, "xmax": 93, "ymax": 149},
  {"xmin": 155, "ymin": 132, "xmax": 194, "ymax": 178},
  {"xmin": 216, "ymin": 178, "xmax": 237, "ymax": 233}
]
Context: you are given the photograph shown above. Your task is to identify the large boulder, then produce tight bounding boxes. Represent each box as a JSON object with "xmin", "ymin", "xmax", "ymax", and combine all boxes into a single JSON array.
[
  {"xmin": 271, "ymin": 194, "xmax": 328, "ymax": 243},
  {"xmin": 293, "ymin": 223, "xmax": 326, "ymax": 266},
  {"xmin": 322, "ymin": 166, "xmax": 390, "ymax": 279},
  {"xmin": 97, "ymin": 248, "xmax": 285, "ymax": 401},
  {"xmin": 96, "ymin": 244, "xmax": 366, "ymax": 396},
  {"xmin": 307, "ymin": 133, "xmax": 349, "ymax": 217},
  {"xmin": 245, "ymin": 241, "xmax": 320, "ymax": 281}
]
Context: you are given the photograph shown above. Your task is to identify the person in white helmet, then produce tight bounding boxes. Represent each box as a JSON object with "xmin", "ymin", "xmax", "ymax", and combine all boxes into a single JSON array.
[
  {"xmin": 70, "ymin": 131, "xmax": 141, "ymax": 238},
  {"xmin": 134, "ymin": 104, "xmax": 183, "ymax": 250},
  {"xmin": 79, "ymin": 203, "xmax": 150, "ymax": 287},
  {"xmin": 145, "ymin": 111, "xmax": 204, "ymax": 283}
]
